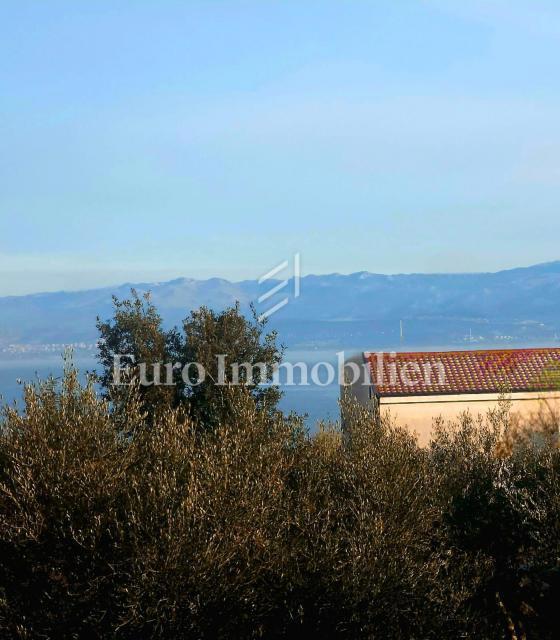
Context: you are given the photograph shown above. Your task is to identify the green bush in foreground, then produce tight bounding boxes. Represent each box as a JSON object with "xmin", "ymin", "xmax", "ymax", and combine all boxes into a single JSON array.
[{"xmin": 0, "ymin": 370, "xmax": 559, "ymax": 639}]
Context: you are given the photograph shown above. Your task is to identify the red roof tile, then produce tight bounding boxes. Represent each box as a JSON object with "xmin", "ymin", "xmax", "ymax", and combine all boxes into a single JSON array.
[{"xmin": 365, "ymin": 348, "xmax": 560, "ymax": 397}]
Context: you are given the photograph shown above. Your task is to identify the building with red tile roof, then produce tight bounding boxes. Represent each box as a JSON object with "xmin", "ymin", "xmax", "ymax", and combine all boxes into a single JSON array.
[
  {"xmin": 345, "ymin": 348, "xmax": 560, "ymax": 446},
  {"xmin": 365, "ymin": 348, "xmax": 560, "ymax": 397}
]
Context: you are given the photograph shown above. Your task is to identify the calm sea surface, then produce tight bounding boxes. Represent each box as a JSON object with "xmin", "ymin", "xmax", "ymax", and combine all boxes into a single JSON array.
[
  {"xmin": 0, "ymin": 350, "xmax": 342, "ymax": 430},
  {"xmin": 3, "ymin": 343, "xmax": 542, "ymax": 429}
]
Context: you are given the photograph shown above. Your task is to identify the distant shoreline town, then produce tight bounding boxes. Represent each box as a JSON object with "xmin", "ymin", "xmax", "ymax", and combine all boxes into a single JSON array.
[{"xmin": 0, "ymin": 343, "xmax": 98, "ymax": 357}]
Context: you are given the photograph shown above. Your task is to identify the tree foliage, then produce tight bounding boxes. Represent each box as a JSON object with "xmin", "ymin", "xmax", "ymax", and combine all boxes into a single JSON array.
[
  {"xmin": 1, "ymin": 369, "xmax": 560, "ymax": 638},
  {"xmin": 96, "ymin": 291, "xmax": 283, "ymax": 426}
]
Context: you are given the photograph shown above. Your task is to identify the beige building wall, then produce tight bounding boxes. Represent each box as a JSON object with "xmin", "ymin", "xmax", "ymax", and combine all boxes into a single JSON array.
[{"xmin": 379, "ymin": 391, "xmax": 560, "ymax": 447}]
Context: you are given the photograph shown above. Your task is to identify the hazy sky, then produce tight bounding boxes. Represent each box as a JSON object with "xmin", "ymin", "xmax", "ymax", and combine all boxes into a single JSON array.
[{"xmin": 1, "ymin": 1, "xmax": 560, "ymax": 295}]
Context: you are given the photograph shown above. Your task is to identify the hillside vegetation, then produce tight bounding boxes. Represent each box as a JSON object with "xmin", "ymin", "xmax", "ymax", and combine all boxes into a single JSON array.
[{"xmin": 1, "ymin": 367, "xmax": 559, "ymax": 639}]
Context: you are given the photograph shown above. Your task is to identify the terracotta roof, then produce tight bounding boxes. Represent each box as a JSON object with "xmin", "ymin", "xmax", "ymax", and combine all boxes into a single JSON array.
[{"xmin": 365, "ymin": 348, "xmax": 560, "ymax": 397}]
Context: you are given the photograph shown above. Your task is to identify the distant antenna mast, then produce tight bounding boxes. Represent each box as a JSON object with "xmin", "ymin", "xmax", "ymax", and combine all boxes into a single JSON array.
[{"xmin": 400, "ymin": 320, "xmax": 404, "ymax": 342}]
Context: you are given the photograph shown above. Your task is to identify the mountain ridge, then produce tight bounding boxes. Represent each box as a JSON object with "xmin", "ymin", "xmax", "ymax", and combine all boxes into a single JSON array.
[
  {"xmin": 4, "ymin": 260, "xmax": 560, "ymax": 301},
  {"xmin": 1, "ymin": 261, "xmax": 559, "ymax": 350}
]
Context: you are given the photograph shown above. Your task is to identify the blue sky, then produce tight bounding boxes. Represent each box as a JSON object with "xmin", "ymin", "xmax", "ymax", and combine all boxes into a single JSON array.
[{"xmin": 1, "ymin": 0, "xmax": 560, "ymax": 295}]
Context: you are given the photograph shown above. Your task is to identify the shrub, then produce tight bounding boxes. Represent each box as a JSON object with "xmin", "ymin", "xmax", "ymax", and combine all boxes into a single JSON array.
[{"xmin": 1, "ymin": 370, "xmax": 559, "ymax": 638}]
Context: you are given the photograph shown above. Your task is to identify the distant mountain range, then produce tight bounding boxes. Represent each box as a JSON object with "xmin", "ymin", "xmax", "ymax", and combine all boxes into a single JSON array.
[{"xmin": 1, "ymin": 261, "xmax": 560, "ymax": 354}]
